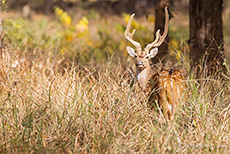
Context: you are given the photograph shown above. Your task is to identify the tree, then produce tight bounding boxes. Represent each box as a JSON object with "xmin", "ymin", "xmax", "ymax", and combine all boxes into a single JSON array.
[
  {"xmin": 152, "ymin": 0, "xmax": 170, "ymax": 64},
  {"xmin": 189, "ymin": 0, "xmax": 227, "ymax": 76}
]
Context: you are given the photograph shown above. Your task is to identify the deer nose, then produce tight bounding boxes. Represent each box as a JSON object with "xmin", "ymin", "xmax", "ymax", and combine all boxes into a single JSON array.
[{"xmin": 136, "ymin": 61, "xmax": 144, "ymax": 67}]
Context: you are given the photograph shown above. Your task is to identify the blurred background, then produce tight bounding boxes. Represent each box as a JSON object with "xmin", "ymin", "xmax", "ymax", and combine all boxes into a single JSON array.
[{"xmin": 1, "ymin": 0, "xmax": 230, "ymax": 68}]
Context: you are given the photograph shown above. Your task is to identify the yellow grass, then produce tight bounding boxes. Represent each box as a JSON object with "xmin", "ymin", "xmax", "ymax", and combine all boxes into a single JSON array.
[{"xmin": 0, "ymin": 46, "xmax": 229, "ymax": 153}]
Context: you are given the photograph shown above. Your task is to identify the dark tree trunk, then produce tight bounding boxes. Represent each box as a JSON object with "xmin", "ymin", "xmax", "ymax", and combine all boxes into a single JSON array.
[
  {"xmin": 189, "ymin": 0, "xmax": 226, "ymax": 76},
  {"xmin": 152, "ymin": 0, "xmax": 170, "ymax": 64}
]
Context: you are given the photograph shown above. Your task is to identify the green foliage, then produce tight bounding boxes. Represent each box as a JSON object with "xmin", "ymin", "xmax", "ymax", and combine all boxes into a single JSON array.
[
  {"xmin": 1, "ymin": 0, "xmax": 7, "ymax": 11},
  {"xmin": 2, "ymin": 5, "xmax": 189, "ymax": 68},
  {"xmin": 3, "ymin": 8, "xmax": 188, "ymax": 66},
  {"xmin": 4, "ymin": 17, "xmax": 56, "ymax": 56},
  {"xmin": 3, "ymin": 9, "xmax": 159, "ymax": 64}
]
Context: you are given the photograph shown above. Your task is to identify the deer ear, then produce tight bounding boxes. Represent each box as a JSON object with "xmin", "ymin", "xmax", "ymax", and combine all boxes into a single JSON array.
[
  {"xmin": 147, "ymin": 47, "xmax": 158, "ymax": 59},
  {"xmin": 127, "ymin": 46, "xmax": 137, "ymax": 57}
]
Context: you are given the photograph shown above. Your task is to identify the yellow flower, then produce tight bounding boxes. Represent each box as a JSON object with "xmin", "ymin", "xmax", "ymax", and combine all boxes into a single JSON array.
[
  {"xmin": 65, "ymin": 30, "xmax": 74, "ymax": 42},
  {"xmin": 16, "ymin": 24, "xmax": 22, "ymax": 29},
  {"xmin": 78, "ymin": 16, "xmax": 89, "ymax": 25},
  {"xmin": 76, "ymin": 16, "xmax": 89, "ymax": 36},
  {"xmin": 123, "ymin": 14, "xmax": 131, "ymax": 23},
  {"xmin": 60, "ymin": 12, "xmax": 72, "ymax": 26},
  {"xmin": 169, "ymin": 39, "xmax": 182, "ymax": 59},
  {"xmin": 123, "ymin": 13, "xmax": 139, "ymax": 29},
  {"xmin": 169, "ymin": 39, "xmax": 178, "ymax": 49},
  {"xmin": 55, "ymin": 7, "xmax": 63, "ymax": 16}
]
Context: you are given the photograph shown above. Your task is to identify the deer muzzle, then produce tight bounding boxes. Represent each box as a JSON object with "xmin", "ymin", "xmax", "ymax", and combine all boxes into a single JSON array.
[{"xmin": 136, "ymin": 61, "xmax": 144, "ymax": 68}]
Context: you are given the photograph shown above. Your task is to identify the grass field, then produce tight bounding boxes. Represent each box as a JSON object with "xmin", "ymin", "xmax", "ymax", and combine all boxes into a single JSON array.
[
  {"xmin": 0, "ymin": 5, "xmax": 230, "ymax": 153},
  {"xmin": 0, "ymin": 46, "xmax": 229, "ymax": 153}
]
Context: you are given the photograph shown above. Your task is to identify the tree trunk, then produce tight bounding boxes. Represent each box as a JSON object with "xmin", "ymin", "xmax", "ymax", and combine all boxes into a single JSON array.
[
  {"xmin": 189, "ymin": 0, "xmax": 226, "ymax": 76},
  {"xmin": 152, "ymin": 0, "xmax": 170, "ymax": 64}
]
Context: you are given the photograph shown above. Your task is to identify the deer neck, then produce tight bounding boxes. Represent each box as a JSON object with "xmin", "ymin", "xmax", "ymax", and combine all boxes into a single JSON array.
[{"xmin": 136, "ymin": 66, "xmax": 153, "ymax": 91}]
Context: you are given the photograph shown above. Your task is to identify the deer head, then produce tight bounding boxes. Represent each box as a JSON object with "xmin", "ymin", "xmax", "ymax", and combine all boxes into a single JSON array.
[{"xmin": 124, "ymin": 7, "xmax": 169, "ymax": 72}]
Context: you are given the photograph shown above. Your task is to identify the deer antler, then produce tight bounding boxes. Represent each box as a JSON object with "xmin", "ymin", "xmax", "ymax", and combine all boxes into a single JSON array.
[
  {"xmin": 124, "ymin": 14, "xmax": 142, "ymax": 53},
  {"xmin": 145, "ymin": 7, "xmax": 169, "ymax": 52}
]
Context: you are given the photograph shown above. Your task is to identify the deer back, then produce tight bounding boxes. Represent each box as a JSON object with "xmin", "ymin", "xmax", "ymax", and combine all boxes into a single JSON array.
[{"xmin": 149, "ymin": 69, "xmax": 186, "ymax": 120}]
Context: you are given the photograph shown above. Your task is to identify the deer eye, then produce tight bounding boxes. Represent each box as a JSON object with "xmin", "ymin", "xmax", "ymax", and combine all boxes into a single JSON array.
[
  {"xmin": 134, "ymin": 55, "xmax": 137, "ymax": 58},
  {"xmin": 146, "ymin": 56, "xmax": 149, "ymax": 59}
]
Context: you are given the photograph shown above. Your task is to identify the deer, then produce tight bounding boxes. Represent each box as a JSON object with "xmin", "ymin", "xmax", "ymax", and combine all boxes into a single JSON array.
[{"xmin": 124, "ymin": 7, "xmax": 186, "ymax": 120}]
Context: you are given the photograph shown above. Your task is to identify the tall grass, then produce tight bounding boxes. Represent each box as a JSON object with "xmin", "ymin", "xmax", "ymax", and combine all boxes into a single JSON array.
[{"xmin": 0, "ymin": 45, "xmax": 229, "ymax": 153}]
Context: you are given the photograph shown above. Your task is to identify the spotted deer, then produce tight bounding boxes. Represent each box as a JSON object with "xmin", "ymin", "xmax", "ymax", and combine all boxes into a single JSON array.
[{"xmin": 124, "ymin": 7, "xmax": 186, "ymax": 120}]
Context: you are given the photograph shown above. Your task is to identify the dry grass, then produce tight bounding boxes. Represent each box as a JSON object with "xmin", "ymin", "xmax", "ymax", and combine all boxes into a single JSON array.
[{"xmin": 0, "ymin": 46, "xmax": 229, "ymax": 153}]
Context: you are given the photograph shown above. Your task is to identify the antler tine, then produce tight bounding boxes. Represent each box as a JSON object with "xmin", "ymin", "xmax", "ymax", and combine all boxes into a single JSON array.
[
  {"xmin": 124, "ymin": 14, "xmax": 142, "ymax": 51},
  {"xmin": 144, "ymin": 7, "xmax": 169, "ymax": 52},
  {"xmin": 145, "ymin": 29, "xmax": 160, "ymax": 52},
  {"xmin": 154, "ymin": 7, "xmax": 169, "ymax": 47}
]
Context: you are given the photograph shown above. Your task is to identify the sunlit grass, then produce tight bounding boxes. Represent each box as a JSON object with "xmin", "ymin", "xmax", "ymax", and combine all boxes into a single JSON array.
[{"xmin": 0, "ymin": 46, "xmax": 229, "ymax": 153}]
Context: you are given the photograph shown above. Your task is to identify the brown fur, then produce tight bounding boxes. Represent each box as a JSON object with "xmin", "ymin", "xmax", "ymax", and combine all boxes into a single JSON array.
[
  {"xmin": 127, "ymin": 51, "xmax": 187, "ymax": 120},
  {"xmin": 148, "ymin": 69, "xmax": 186, "ymax": 120}
]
